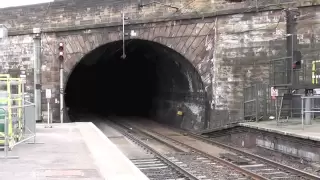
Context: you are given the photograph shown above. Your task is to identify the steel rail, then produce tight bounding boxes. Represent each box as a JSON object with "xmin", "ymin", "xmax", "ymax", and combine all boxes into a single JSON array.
[
  {"xmin": 118, "ymin": 120, "xmax": 267, "ymax": 180},
  {"xmin": 106, "ymin": 120, "xmax": 201, "ymax": 180},
  {"xmin": 193, "ymin": 131, "xmax": 320, "ymax": 180},
  {"xmin": 166, "ymin": 125, "xmax": 320, "ymax": 180}
]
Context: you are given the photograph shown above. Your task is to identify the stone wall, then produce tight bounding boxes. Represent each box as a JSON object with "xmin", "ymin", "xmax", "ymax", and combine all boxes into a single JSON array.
[
  {"xmin": 0, "ymin": 20, "xmax": 215, "ymax": 129},
  {"xmin": 0, "ymin": 36, "xmax": 34, "ymax": 91},
  {"xmin": 212, "ymin": 10, "xmax": 287, "ymax": 125},
  {"xmin": 0, "ymin": 0, "xmax": 320, "ymax": 130},
  {"xmin": 0, "ymin": 0, "xmax": 316, "ymax": 34}
]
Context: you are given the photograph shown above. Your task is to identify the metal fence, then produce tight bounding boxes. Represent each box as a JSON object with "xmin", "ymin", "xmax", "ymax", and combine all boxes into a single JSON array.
[
  {"xmin": 0, "ymin": 100, "xmax": 36, "ymax": 159},
  {"xmin": 243, "ymin": 83, "xmax": 293, "ymax": 121},
  {"xmin": 243, "ymin": 82, "xmax": 320, "ymax": 124},
  {"xmin": 269, "ymin": 50, "xmax": 320, "ymax": 88},
  {"xmin": 244, "ymin": 83, "xmax": 273, "ymax": 121}
]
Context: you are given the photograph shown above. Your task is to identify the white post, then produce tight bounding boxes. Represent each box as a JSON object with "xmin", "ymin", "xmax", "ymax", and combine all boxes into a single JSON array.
[
  {"xmin": 47, "ymin": 99, "xmax": 50, "ymax": 124},
  {"xmin": 45, "ymin": 89, "xmax": 52, "ymax": 128}
]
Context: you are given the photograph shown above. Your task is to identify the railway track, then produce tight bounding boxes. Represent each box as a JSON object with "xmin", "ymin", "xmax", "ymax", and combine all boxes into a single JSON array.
[
  {"xmin": 171, "ymin": 126, "xmax": 320, "ymax": 180},
  {"xmin": 117, "ymin": 119, "xmax": 320, "ymax": 180},
  {"xmin": 108, "ymin": 119, "xmax": 260, "ymax": 180},
  {"xmin": 105, "ymin": 120, "xmax": 205, "ymax": 180},
  {"xmin": 106, "ymin": 119, "xmax": 252, "ymax": 180},
  {"xmin": 131, "ymin": 157, "xmax": 191, "ymax": 180}
]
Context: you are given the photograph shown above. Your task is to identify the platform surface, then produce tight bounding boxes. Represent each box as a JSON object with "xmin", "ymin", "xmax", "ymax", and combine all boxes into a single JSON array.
[
  {"xmin": 240, "ymin": 118, "xmax": 320, "ymax": 141},
  {"xmin": 94, "ymin": 120, "xmax": 155, "ymax": 159},
  {"xmin": 0, "ymin": 122, "xmax": 149, "ymax": 180}
]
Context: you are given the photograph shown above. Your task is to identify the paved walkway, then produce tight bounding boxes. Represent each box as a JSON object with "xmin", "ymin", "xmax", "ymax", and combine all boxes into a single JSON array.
[
  {"xmin": 240, "ymin": 118, "xmax": 320, "ymax": 141},
  {"xmin": 0, "ymin": 123, "xmax": 149, "ymax": 180}
]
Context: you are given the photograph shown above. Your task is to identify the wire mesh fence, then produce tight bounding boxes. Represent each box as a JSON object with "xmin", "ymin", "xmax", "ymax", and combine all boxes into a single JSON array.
[
  {"xmin": 243, "ymin": 83, "xmax": 320, "ymax": 123},
  {"xmin": 244, "ymin": 83, "xmax": 273, "ymax": 121}
]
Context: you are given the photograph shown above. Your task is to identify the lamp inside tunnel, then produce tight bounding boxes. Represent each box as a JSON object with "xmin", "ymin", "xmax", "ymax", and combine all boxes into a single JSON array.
[{"xmin": 65, "ymin": 39, "xmax": 205, "ymax": 124}]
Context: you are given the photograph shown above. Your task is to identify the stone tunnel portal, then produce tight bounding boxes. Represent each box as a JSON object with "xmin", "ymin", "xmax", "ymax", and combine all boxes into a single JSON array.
[{"xmin": 65, "ymin": 39, "xmax": 206, "ymax": 129}]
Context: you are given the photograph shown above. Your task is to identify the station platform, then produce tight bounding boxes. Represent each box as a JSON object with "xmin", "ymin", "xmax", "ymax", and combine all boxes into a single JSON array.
[
  {"xmin": 0, "ymin": 122, "xmax": 149, "ymax": 180},
  {"xmin": 240, "ymin": 118, "xmax": 320, "ymax": 142}
]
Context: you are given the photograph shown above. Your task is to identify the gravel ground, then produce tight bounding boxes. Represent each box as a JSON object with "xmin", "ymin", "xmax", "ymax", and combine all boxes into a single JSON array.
[{"xmin": 166, "ymin": 152, "xmax": 249, "ymax": 180}]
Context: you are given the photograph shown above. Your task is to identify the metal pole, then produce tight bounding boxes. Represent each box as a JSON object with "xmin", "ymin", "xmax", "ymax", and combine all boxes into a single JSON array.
[
  {"xmin": 4, "ymin": 111, "xmax": 8, "ymax": 158},
  {"xmin": 305, "ymin": 96, "xmax": 312, "ymax": 125},
  {"xmin": 291, "ymin": 35, "xmax": 294, "ymax": 86},
  {"xmin": 22, "ymin": 80, "xmax": 25, "ymax": 126},
  {"xmin": 121, "ymin": 12, "xmax": 126, "ymax": 59},
  {"xmin": 301, "ymin": 97, "xmax": 304, "ymax": 130},
  {"xmin": 33, "ymin": 29, "xmax": 42, "ymax": 123},
  {"xmin": 60, "ymin": 61, "xmax": 64, "ymax": 123},
  {"xmin": 276, "ymin": 98, "xmax": 278, "ymax": 126},
  {"xmin": 255, "ymin": 84, "xmax": 259, "ymax": 122},
  {"xmin": 286, "ymin": 8, "xmax": 299, "ymax": 86}
]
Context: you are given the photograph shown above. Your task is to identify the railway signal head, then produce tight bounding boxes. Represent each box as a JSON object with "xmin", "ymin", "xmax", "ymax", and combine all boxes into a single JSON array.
[
  {"xmin": 58, "ymin": 42, "xmax": 64, "ymax": 61},
  {"xmin": 293, "ymin": 60, "xmax": 301, "ymax": 69}
]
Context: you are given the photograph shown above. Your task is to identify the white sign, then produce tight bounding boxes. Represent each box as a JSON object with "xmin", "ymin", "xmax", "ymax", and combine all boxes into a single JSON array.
[
  {"xmin": 271, "ymin": 87, "xmax": 278, "ymax": 97},
  {"xmin": 0, "ymin": 25, "xmax": 8, "ymax": 39},
  {"xmin": 46, "ymin": 89, "xmax": 52, "ymax": 99},
  {"xmin": 130, "ymin": 30, "xmax": 137, "ymax": 37},
  {"xmin": 314, "ymin": 89, "xmax": 320, "ymax": 95},
  {"xmin": 33, "ymin": 27, "xmax": 41, "ymax": 34}
]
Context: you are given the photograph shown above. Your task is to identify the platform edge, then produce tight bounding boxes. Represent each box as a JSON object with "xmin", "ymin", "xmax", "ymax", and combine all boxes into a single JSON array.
[
  {"xmin": 77, "ymin": 122, "xmax": 150, "ymax": 180},
  {"xmin": 239, "ymin": 123, "xmax": 320, "ymax": 142}
]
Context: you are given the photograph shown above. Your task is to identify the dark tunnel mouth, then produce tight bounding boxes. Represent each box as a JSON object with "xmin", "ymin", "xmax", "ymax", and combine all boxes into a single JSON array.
[{"xmin": 64, "ymin": 39, "xmax": 205, "ymax": 123}]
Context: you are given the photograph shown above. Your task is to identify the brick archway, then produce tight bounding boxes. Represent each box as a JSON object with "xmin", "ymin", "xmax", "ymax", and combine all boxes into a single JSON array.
[{"xmin": 64, "ymin": 38, "xmax": 209, "ymax": 131}]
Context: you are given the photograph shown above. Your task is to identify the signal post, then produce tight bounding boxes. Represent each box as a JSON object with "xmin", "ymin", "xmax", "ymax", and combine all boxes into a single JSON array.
[{"xmin": 58, "ymin": 43, "xmax": 64, "ymax": 123}]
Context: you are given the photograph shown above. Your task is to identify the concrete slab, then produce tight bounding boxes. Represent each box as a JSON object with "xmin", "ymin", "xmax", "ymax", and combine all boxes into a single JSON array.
[
  {"xmin": 0, "ymin": 122, "xmax": 149, "ymax": 180},
  {"xmin": 240, "ymin": 118, "xmax": 320, "ymax": 142}
]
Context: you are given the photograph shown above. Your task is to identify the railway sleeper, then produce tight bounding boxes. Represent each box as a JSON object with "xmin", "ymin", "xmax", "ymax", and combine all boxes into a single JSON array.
[{"xmin": 219, "ymin": 153, "xmax": 250, "ymax": 165}]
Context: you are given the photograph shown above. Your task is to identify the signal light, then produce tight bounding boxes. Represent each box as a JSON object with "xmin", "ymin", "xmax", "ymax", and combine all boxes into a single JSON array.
[
  {"xmin": 58, "ymin": 43, "xmax": 64, "ymax": 61},
  {"xmin": 293, "ymin": 61, "xmax": 301, "ymax": 69},
  {"xmin": 58, "ymin": 43, "xmax": 63, "ymax": 51}
]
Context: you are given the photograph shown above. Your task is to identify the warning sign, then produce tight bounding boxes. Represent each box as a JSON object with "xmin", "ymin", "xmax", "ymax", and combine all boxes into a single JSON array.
[{"xmin": 271, "ymin": 87, "xmax": 278, "ymax": 98}]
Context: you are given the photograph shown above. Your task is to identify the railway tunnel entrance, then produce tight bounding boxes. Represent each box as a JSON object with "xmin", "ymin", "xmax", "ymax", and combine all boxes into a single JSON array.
[{"xmin": 65, "ymin": 39, "xmax": 207, "ymax": 130}]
